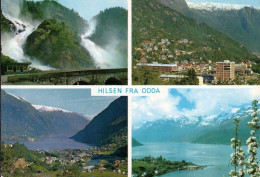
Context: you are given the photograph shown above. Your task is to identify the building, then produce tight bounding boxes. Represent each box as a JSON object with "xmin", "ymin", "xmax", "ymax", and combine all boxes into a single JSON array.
[
  {"xmin": 6, "ymin": 62, "xmax": 31, "ymax": 73},
  {"xmin": 235, "ymin": 63, "xmax": 251, "ymax": 76},
  {"xmin": 137, "ymin": 63, "xmax": 178, "ymax": 72},
  {"xmin": 216, "ymin": 60, "xmax": 235, "ymax": 81}
]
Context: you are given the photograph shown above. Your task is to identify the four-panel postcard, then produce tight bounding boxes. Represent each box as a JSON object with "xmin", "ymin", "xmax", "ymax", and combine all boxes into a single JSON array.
[{"xmin": 1, "ymin": 0, "xmax": 260, "ymax": 177}]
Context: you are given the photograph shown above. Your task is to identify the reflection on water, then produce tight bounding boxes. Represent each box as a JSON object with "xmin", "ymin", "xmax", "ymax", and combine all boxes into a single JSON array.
[{"xmin": 133, "ymin": 142, "xmax": 250, "ymax": 177}]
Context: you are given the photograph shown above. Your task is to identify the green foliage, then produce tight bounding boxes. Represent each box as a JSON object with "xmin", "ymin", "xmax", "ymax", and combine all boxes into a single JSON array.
[
  {"xmin": 252, "ymin": 63, "xmax": 260, "ymax": 74},
  {"xmin": 133, "ymin": 67, "xmax": 199, "ymax": 85},
  {"xmin": 178, "ymin": 69, "xmax": 199, "ymax": 85},
  {"xmin": 90, "ymin": 7, "xmax": 127, "ymax": 47},
  {"xmin": 1, "ymin": 12, "xmax": 13, "ymax": 32},
  {"xmin": 1, "ymin": 143, "xmax": 55, "ymax": 177},
  {"xmin": 72, "ymin": 97, "xmax": 127, "ymax": 151},
  {"xmin": 20, "ymin": 0, "xmax": 88, "ymax": 34},
  {"xmin": 24, "ymin": 19, "xmax": 94, "ymax": 69},
  {"xmin": 90, "ymin": 7, "xmax": 128, "ymax": 66},
  {"xmin": 132, "ymin": 0, "xmax": 258, "ymax": 63},
  {"xmin": 133, "ymin": 156, "xmax": 198, "ymax": 176},
  {"xmin": 1, "ymin": 54, "xmax": 18, "ymax": 74},
  {"xmin": 132, "ymin": 67, "xmax": 162, "ymax": 85}
]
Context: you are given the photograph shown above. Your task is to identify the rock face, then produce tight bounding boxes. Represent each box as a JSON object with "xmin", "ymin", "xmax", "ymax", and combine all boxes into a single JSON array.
[
  {"xmin": 24, "ymin": 19, "xmax": 94, "ymax": 69},
  {"xmin": 1, "ymin": 90, "xmax": 89, "ymax": 140},
  {"xmin": 72, "ymin": 97, "xmax": 128, "ymax": 146},
  {"xmin": 157, "ymin": 0, "xmax": 260, "ymax": 53},
  {"xmin": 158, "ymin": 0, "xmax": 189, "ymax": 12}
]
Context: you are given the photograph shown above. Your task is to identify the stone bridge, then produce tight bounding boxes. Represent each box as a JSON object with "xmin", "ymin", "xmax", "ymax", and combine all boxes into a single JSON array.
[{"xmin": 3, "ymin": 68, "xmax": 127, "ymax": 85}]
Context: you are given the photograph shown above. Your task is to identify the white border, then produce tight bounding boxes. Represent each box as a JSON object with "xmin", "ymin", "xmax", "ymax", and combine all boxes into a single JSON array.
[{"xmin": 128, "ymin": 0, "xmax": 132, "ymax": 86}]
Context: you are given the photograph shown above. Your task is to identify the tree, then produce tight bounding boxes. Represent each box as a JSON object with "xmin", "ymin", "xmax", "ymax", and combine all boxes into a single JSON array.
[
  {"xmin": 229, "ymin": 100, "xmax": 260, "ymax": 177},
  {"xmin": 229, "ymin": 118, "xmax": 245, "ymax": 177}
]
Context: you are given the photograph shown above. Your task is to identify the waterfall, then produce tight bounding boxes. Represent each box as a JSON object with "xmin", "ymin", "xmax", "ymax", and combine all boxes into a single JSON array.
[
  {"xmin": 81, "ymin": 19, "xmax": 125, "ymax": 69},
  {"xmin": 1, "ymin": 13, "xmax": 56, "ymax": 71}
]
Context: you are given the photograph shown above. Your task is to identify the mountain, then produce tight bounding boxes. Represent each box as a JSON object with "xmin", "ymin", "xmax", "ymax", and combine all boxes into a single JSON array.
[
  {"xmin": 133, "ymin": 0, "xmax": 257, "ymax": 63},
  {"xmin": 132, "ymin": 138, "xmax": 143, "ymax": 147},
  {"xmin": 192, "ymin": 103, "xmax": 260, "ymax": 145},
  {"xmin": 1, "ymin": 12, "xmax": 14, "ymax": 32},
  {"xmin": 19, "ymin": 0, "xmax": 88, "ymax": 35},
  {"xmin": 133, "ymin": 102, "xmax": 260, "ymax": 145},
  {"xmin": 158, "ymin": 0, "xmax": 260, "ymax": 53},
  {"xmin": 24, "ymin": 19, "xmax": 94, "ymax": 69},
  {"xmin": 89, "ymin": 7, "xmax": 128, "ymax": 66},
  {"xmin": 159, "ymin": 0, "xmax": 189, "ymax": 12},
  {"xmin": 1, "ymin": 90, "xmax": 89, "ymax": 140},
  {"xmin": 72, "ymin": 97, "xmax": 128, "ymax": 147}
]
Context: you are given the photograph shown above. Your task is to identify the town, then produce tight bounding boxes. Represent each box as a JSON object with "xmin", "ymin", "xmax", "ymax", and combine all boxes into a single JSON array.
[
  {"xmin": 133, "ymin": 39, "xmax": 259, "ymax": 85},
  {"xmin": 2, "ymin": 142, "xmax": 127, "ymax": 176}
]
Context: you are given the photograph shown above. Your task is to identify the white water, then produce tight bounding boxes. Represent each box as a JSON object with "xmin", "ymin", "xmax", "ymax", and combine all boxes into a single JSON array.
[
  {"xmin": 1, "ymin": 13, "xmax": 56, "ymax": 71},
  {"xmin": 81, "ymin": 19, "xmax": 125, "ymax": 69}
]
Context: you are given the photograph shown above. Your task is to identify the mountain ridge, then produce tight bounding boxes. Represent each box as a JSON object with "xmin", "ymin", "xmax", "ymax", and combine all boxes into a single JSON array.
[
  {"xmin": 72, "ymin": 97, "xmax": 128, "ymax": 147},
  {"xmin": 1, "ymin": 90, "xmax": 89, "ymax": 140}
]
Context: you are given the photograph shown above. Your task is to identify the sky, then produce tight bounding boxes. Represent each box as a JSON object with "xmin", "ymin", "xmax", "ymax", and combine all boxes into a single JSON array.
[
  {"xmin": 132, "ymin": 88, "xmax": 260, "ymax": 129},
  {"xmin": 4, "ymin": 89, "xmax": 117, "ymax": 118},
  {"xmin": 55, "ymin": 0, "xmax": 128, "ymax": 21},
  {"xmin": 186, "ymin": 0, "xmax": 260, "ymax": 8}
]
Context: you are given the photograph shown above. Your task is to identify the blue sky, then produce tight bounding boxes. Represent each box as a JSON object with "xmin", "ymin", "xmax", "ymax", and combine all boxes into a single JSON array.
[
  {"xmin": 186, "ymin": 0, "xmax": 260, "ymax": 8},
  {"xmin": 132, "ymin": 88, "xmax": 260, "ymax": 129},
  {"xmin": 55, "ymin": 0, "xmax": 128, "ymax": 21},
  {"xmin": 4, "ymin": 89, "xmax": 117, "ymax": 118}
]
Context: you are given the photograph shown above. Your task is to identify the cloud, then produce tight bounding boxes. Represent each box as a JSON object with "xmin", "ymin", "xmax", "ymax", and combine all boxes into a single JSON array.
[{"xmin": 132, "ymin": 88, "xmax": 260, "ymax": 129}]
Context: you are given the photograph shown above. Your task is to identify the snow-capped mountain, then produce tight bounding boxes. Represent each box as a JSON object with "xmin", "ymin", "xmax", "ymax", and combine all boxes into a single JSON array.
[
  {"xmin": 186, "ymin": 1, "xmax": 255, "ymax": 11},
  {"xmin": 32, "ymin": 105, "xmax": 73, "ymax": 113},
  {"xmin": 133, "ymin": 102, "xmax": 260, "ymax": 143},
  {"xmin": 1, "ymin": 90, "xmax": 89, "ymax": 140}
]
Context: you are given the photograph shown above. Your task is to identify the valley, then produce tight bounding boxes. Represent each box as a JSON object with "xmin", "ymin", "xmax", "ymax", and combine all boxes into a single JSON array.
[
  {"xmin": 132, "ymin": 0, "xmax": 260, "ymax": 85},
  {"xmin": 1, "ymin": 90, "xmax": 128, "ymax": 177}
]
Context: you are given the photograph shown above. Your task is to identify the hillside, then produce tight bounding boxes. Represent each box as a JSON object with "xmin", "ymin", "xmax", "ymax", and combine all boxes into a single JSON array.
[
  {"xmin": 1, "ymin": 90, "xmax": 89, "ymax": 140},
  {"xmin": 89, "ymin": 7, "xmax": 128, "ymax": 67},
  {"xmin": 158, "ymin": 0, "xmax": 260, "ymax": 53},
  {"xmin": 72, "ymin": 97, "xmax": 128, "ymax": 147},
  {"xmin": 1, "ymin": 12, "xmax": 14, "ymax": 32},
  {"xmin": 192, "ymin": 109, "xmax": 260, "ymax": 145},
  {"xmin": 132, "ymin": 0, "xmax": 258, "ymax": 64},
  {"xmin": 133, "ymin": 103, "xmax": 260, "ymax": 145},
  {"xmin": 20, "ymin": 0, "xmax": 88, "ymax": 35},
  {"xmin": 24, "ymin": 19, "xmax": 94, "ymax": 69},
  {"xmin": 132, "ymin": 138, "xmax": 143, "ymax": 147},
  {"xmin": 1, "ymin": 54, "xmax": 18, "ymax": 74}
]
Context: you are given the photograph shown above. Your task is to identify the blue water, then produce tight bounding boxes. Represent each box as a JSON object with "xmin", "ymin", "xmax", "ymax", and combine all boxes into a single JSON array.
[
  {"xmin": 132, "ymin": 142, "xmax": 249, "ymax": 177},
  {"xmin": 14, "ymin": 136, "xmax": 92, "ymax": 151}
]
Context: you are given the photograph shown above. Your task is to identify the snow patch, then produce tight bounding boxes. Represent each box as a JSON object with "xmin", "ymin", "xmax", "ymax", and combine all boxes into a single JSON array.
[
  {"xmin": 231, "ymin": 108, "xmax": 240, "ymax": 113},
  {"xmin": 186, "ymin": 1, "xmax": 255, "ymax": 11},
  {"xmin": 32, "ymin": 105, "xmax": 73, "ymax": 113}
]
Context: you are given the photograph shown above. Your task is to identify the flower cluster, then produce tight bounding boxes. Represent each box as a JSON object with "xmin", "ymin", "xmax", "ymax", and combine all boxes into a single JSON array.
[
  {"xmin": 246, "ymin": 100, "xmax": 259, "ymax": 177},
  {"xmin": 229, "ymin": 100, "xmax": 259, "ymax": 177},
  {"xmin": 229, "ymin": 119, "xmax": 246, "ymax": 177}
]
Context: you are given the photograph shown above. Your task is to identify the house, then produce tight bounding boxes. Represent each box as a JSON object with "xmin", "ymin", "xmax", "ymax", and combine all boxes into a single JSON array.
[
  {"xmin": 147, "ymin": 48, "xmax": 153, "ymax": 52},
  {"xmin": 168, "ymin": 55, "xmax": 174, "ymax": 59},
  {"xmin": 179, "ymin": 39, "xmax": 189, "ymax": 44},
  {"xmin": 161, "ymin": 55, "xmax": 167, "ymax": 60},
  {"xmin": 140, "ymin": 58, "xmax": 147, "ymax": 63},
  {"xmin": 6, "ymin": 62, "xmax": 31, "ymax": 73}
]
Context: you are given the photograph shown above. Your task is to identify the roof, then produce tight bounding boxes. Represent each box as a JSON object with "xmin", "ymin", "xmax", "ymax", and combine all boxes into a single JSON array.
[
  {"xmin": 7, "ymin": 62, "xmax": 31, "ymax": 66},
  {"xmin": 160, "ymin": 74, "xmax": 185, "ymax": 78},
  {"xmin": 137, "ymin": 63, "xmax": 177, "ymax": 67}
]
